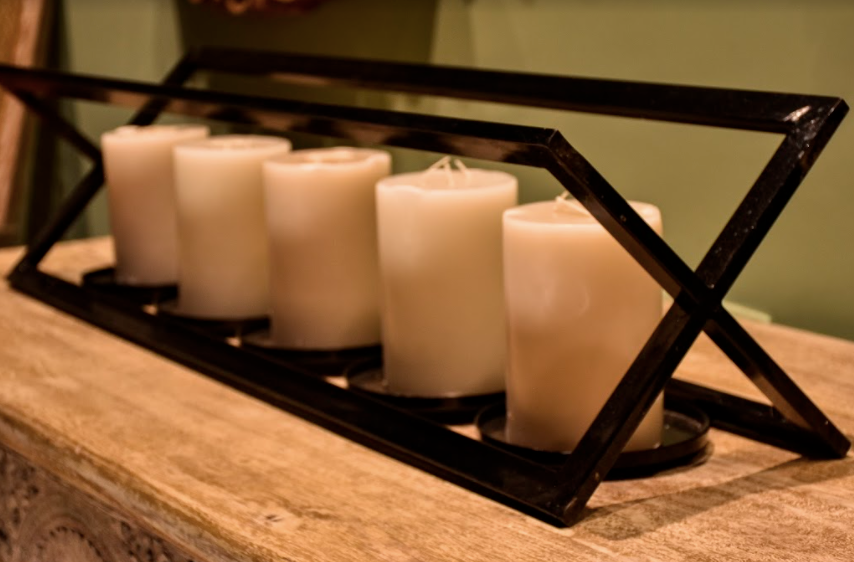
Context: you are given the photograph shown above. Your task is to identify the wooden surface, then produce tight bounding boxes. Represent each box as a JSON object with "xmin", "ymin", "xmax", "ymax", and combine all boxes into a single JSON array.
[{"xmin": 1, "ymin": 237, "xmax": 854, "ymax": 561}]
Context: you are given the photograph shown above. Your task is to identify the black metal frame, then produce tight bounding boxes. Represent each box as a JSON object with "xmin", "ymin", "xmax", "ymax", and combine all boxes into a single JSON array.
[{"xmin": 0, "ymin": 48, "xmax": 848, "ymax": 527}]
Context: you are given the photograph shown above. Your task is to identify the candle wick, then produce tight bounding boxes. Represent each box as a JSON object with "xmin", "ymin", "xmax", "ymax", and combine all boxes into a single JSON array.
[
  {"xmin": 453, "ymin": 158, "xmax": 470, "ymax": 188},
  {"xmin": 425, "ymin": 156, "xmax": 473, "ymax": 189},
  {"xmin": 426, "ymin": 155, "xmax": 456, "ymax": 188},
  {"xmin": 444, "ymin": 160, "xmax": 454, "ymax": 188},
  {"xmin": 554, "ymin": 192, "xmax": 590, "ymax": 215},
  {"xmin": 427, "ymin": 155, "xmax": 452, "ymax": 172}
]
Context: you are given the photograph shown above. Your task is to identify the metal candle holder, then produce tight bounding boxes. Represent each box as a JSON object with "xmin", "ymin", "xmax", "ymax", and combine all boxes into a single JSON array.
[{"xmin": 0, "ymin": 48, "xmax": 848, "ymax": 527}]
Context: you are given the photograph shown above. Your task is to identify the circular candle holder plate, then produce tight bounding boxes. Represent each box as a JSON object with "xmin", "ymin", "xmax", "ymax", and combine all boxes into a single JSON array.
[
  {"xmin": 157, "ymin": 299, "xmax": 269, "ymax": 339},
  {"xmin": 240, "ymin": 330, "xmax": 382, "ymax": 377},
  {"xmin": 476, "ymin": 400, "xmax": 711, "ymax": 480},
  {"xmin": 345, "ymin": 358, "xmax": 505, "ymax": 425},
  {"xmin": 82, "ymin": 267, "xmax": 178, "ymax": 305}
]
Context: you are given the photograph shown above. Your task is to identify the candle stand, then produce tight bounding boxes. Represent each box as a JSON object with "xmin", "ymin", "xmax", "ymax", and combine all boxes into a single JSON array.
[{"xmin": 0, "ymin": 48, "xmax": 848, "ymax": 527}]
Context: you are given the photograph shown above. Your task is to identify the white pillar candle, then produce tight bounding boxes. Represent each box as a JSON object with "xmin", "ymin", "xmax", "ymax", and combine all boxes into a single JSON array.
[
  {"xmin": 173, "ymin": 135, "xmax": 292, "ymax": 319},
  {"xmin": 376, "ymin": 160, "xmax": 518, "ymax": 397},
  {"xmin": 503, "ymin": 197, "xmax": 664, "ymax": 452},
  {"xmin": 102, "ymin": 124, "xmax": 210, "ymax": 286},
  {"xmin": 263, "ymin": 147, "xmax": 391, "ymax": 349}
]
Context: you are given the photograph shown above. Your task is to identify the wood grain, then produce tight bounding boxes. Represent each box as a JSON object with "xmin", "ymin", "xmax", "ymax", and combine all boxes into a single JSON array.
[{"xmin": 1, "ymin": 237, "xmax": 854, "ymax": 561}]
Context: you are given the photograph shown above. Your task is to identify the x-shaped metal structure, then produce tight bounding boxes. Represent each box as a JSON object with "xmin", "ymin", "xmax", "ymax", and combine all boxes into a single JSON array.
[{"xmin": 0, "ymin": 48, "xmax": 848, "ymax": 526}]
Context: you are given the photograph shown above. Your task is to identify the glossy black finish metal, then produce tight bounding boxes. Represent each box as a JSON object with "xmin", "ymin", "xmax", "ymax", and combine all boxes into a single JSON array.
[
  {"xmin": 193, "ymin": 47, "xmax": 825, "ymax": 132},
  {"xmin": 0, "ymin": 48, "xmax": 848, "ymax": 527}
]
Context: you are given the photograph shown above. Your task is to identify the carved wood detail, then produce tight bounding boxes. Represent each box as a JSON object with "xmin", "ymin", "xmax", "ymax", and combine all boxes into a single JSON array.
[{"xmin": 0, "ymin": 447, "xmax": 198, "ymax": 562}]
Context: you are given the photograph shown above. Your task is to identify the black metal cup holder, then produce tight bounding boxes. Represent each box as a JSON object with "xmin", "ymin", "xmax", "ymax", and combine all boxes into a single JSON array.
[
  {"xmin": 0, "ymin": 48, "xmax": 849, "ymax": 527},
  {"xmin": 157, "ymin": 299, "xmax": 270, "ymax": 340},
  {"xmin": 345, "ymin": 357, "xmax": 505, "ymax": 425},
  {"xmin": 476, "ymin": 400, "xmax": 712, "ymax": 480},
  {"xmin": 241, "ymin": 330, "xmax": 381, "ymax": 377},
  {"xmin": 81, "ymin": 266, "xmax": 177, "ymax": 306}
]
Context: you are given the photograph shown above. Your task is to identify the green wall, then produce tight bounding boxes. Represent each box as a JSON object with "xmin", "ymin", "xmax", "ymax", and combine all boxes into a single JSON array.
[{"xmin": 52, "ymin": 0, "xmax": 854, "ymax": 340}]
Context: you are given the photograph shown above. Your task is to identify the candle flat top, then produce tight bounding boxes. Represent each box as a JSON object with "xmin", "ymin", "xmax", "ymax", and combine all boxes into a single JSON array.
[
  {"xmin": 378, "ymin": 169, "xmax": 517, "ymax": 192},
  {"xmin": 175, "ymin": 134, "xmax": 292, "ymax": 152},
  {"xmin": 266, "ymin": 147, "xmax": 390, "ymax": 169},
  {"xmin": 102, "ymin": 124, "xmax": 210, "ymax": 142},
  {"xmin": 504, "ymin": 199, "xmax": 661, "ymax": 229}
]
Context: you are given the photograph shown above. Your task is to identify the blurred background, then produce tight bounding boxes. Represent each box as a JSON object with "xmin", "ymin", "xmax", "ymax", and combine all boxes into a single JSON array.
[{"xmin": 2, "ymin": 0, "xmax": 853, "ymax": 340}]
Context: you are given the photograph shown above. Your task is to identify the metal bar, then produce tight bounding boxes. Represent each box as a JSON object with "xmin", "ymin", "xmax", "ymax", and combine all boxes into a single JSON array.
[
  {"xmin": 9, "ymin": 91, "xmax": 100, "ymax": 161},
  {"xmin": 10, "ymin": 53, "xmax": 202, "ymax": 269},
  {"xmin": 7, "ymin": 268, "xmax": 566, "ymax": 527},
  {"xmin": 665, "ymin": 379, "xmax": 838, "ymax": 458},
  {"xmin": 544, "ymin": 134, "xmax": 704, "ymax": 302},
  {"xmin": 0, "ymin": 66, "xmax": 843, "ymax": 315},
  {"xmin": 192, "ymin": 47, "xmax": 828, "ymax": 133},
  {"xmin": 0, "ymin": 51, "xmax": 848, "ymax": 527},
  {"xmin": 690, "ymin": 105, "xmax": 849, "ymax": 444},
  {"xmin": 0, "ymin": 65, "xmax": 712, "ymax": 310},
  {"xmin": 705, "ymin": 312, "xmax": 850, "ymax": 456},
  {"xmin": 542, "ymin": 111, "xmax": 850, "ymax": 498},
  {"xmin": 551, "ymin": 298, "xmax": 709, "ymax": 525},
  {"xmin": 695, "ymin": 102, "xmax": 848, "ymax": 295},
  {"xmin": 15, "ymin": 164, "xmax": 103, "ymax": 270},
  {"xmin": 0, "ymin": 64, "xmax": 560, "ymax": 164}
]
